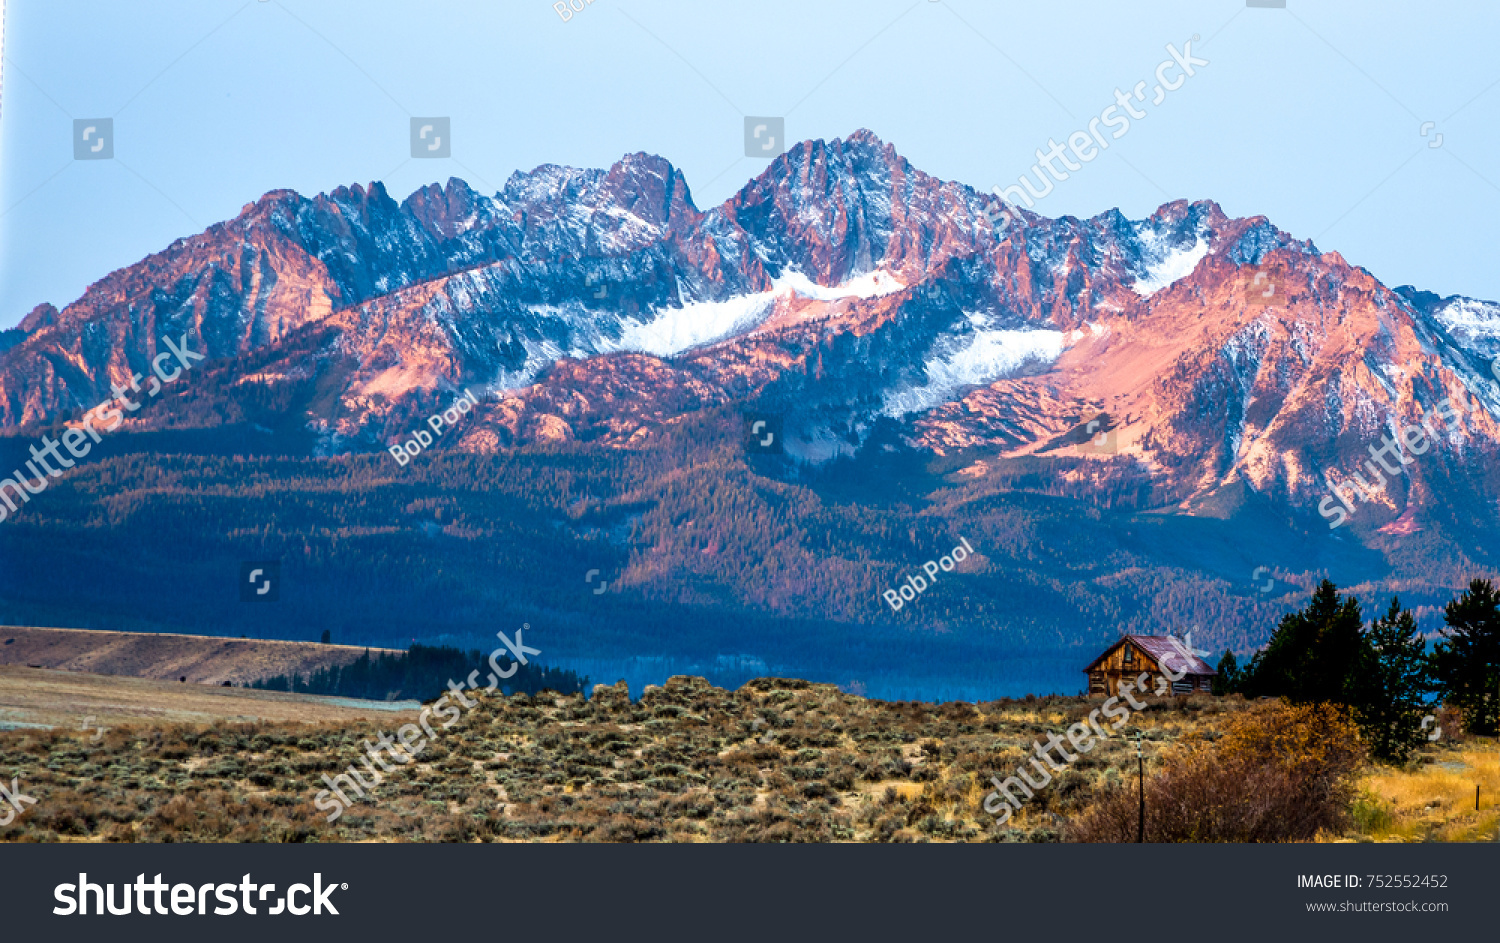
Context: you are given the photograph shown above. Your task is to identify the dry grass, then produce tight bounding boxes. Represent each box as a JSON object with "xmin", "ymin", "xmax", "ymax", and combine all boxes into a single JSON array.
[
  {"xmin": 0, "ymin": 665, "xmax": 419, "ymax": 729},
  {"xmin": 1068, "ymin": 702, "xmax": 1366, "ymax": 843},
  {"xmin": 1342, "ymin": 744, "xmax": 1500, "ymax": 843}
]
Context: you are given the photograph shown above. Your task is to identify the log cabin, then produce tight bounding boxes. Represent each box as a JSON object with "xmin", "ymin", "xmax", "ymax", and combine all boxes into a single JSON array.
[{"xmin": 1083, "ymin": 635, "xmax": 1216, "ymax": 697}]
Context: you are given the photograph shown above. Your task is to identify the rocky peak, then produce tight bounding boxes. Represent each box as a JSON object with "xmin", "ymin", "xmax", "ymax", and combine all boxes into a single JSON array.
[
  {"xmin": 401, "ymin": 178, "xmax": 488, "ymax": 239},
  {"xmin": 728, "ymin": 128, "xmax": 987, "ymax": 287},
  {"xmin": 17, "ymin": 303, "xmax": 59, "ymax": 334},
  {"xmin": 4, "ymin": 130, "xmax": 1498, "ymax": 554},
  {"xmin": 497, "ymin": 153, "xmax": 701, "ymax": 259}
]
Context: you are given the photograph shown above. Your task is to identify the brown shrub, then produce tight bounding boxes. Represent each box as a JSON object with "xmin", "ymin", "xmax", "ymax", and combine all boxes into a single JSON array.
[{"xmin": 1066, "ymin": 701, "xmax": 1364, "ymax": 843}]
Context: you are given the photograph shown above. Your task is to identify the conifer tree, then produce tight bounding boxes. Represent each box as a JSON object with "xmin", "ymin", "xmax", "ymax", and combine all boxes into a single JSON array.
[
  {"xmin": 1351, "ymin": 597, "xmax": 1430, "ymax": 762},
  {"xmin": 1434, "ymin": 579, "xmax": 1500, "ymax": 736},
  {"xmin": 1211, "ymin": 650, "xmax": 1240, "ymax": 696},
  {"xmin": 1240, "ymin": 580, "xmax": 1365, "ymax": 704}
]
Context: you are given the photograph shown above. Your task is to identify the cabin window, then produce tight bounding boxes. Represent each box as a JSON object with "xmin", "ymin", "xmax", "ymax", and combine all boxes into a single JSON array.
[{"xmin": 1123, "ymin": 646, "xmax": 1134, "ymax": 665}]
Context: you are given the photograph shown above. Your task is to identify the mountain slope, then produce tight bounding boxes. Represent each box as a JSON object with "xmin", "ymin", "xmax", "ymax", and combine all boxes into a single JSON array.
[{"xmin": 3, "ymin": 131, "xmax": 1500, "ymax": 698}]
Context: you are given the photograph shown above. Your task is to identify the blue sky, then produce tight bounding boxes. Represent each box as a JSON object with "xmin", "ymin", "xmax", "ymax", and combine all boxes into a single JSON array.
[{"xmin": 2, "ymin": 0, "xmax": 1498, "ymax": 329}]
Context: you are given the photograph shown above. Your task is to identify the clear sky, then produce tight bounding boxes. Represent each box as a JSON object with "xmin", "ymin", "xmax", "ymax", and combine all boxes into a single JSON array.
[{"xmin": 2, "ymin": 0, "xmax": 1498, "ymax": 329}]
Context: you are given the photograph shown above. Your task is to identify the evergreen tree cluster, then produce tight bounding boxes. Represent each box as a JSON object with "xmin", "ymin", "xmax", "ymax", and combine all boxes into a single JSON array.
[
  {"xmin": 250, "ymin": 642, "xmax": 588, "ymax": 702},
  {"xmin": 1214, "ymin": 578, "xmax": 1500, "ymax": 762}
]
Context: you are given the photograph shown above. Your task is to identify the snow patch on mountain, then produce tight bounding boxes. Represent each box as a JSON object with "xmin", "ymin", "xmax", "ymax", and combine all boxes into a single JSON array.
[
  {"xmin": 491, "ymin": 335, "xmax": 577, "ymax": 393},
  {"xmin": 609, "ymin": 292, "xmax": 777, "ymax": 358},
  {"xmin": 1412, "ymin": 296, "xmax": 1500, "ymax": 418},
  {"xmin": 786, "ymin": 428, "xmax": 859, "ymax": 463},
  {"xmin": 1431, "ymin": 297, "xmax": 1500, "ymax": 354},
  {"xmin": 1133, "ymin": 234, "xmax": 1210, "ymax": 297},
  {"xmin": 883, "ymin": 319, "xmax": 1065, "ymax": 417},
  {"xmin": 774, "ymin": 268, "xmax": 906, "ymax": 301}
]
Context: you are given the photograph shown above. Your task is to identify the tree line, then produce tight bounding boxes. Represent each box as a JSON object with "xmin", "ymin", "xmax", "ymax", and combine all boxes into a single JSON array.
[
  {"xmin": 250, "ymin": 642, "xmax": 589, "ymax": 701},
  {"xmin": 1213, "ymin": 578, "xmax": 1500, "ymax": 761}
]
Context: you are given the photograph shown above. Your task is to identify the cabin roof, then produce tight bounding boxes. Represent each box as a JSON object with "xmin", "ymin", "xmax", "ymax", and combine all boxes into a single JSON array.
[{"xmin": 1082, "ymin": 635, "xmax": 1216, "ymax": 676}]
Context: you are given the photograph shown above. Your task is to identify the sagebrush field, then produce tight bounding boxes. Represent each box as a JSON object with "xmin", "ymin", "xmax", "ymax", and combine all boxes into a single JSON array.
[{"xmin": 0, "ymin": 675, "xmax": 1491, "ymax": 843}]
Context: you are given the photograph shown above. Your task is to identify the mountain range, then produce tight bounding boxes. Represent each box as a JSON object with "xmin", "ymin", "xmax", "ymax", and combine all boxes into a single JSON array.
[{"xmin": 2, "ymin": 129, "xmax": 1498, "ymax": 699}]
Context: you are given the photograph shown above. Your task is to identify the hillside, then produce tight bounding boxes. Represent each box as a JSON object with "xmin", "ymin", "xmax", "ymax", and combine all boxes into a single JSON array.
[
  {"xmin": 0, "ymin": 664, "xmax": 418, "ymax": 732},
  {"xmin": 0, "ymin": 417, "xmax": 1480, "ymax": 700},
  {"xmin": 0, "ymin": 625, "xmax": 399, "ymax": 685}
]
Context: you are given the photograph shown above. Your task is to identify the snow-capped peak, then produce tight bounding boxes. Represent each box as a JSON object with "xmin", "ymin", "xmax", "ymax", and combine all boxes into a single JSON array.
[{"xmin": 1132, "ymin": 230, "xmax": 1211, "ymax": 297}]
